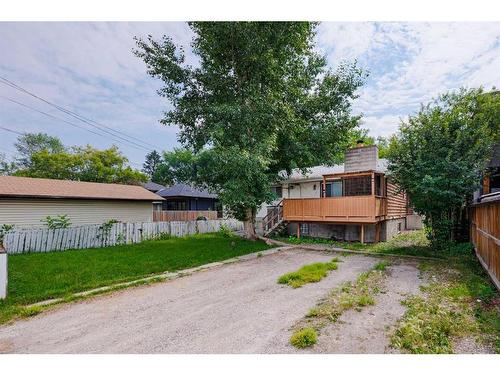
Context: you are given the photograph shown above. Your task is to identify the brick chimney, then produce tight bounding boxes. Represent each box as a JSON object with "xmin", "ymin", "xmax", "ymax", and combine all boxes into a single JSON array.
[{"xmin": 344, "ymin": 144, "xmax": 378, "ymax": 172}]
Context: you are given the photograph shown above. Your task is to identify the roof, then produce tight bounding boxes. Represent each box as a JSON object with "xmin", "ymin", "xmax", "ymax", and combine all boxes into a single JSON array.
[
  {"xmin": 142, "ymin": 181, "xmax": 166, "ymax": 192},
  {"xmin": 0, "ymin": 176, "xmax": 164, "ymax": 201},
  {"xmin": 156, "ymin": 183, "xmax": 217, "ymax": 199},
  {"xmin": 282, "ymin": 159, "xmax": 389, "ymax": 182}
]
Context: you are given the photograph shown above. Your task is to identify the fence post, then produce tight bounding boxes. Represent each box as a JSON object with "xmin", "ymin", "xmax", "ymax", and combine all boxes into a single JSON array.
[{"xmin": 0, "ymin": 247, "xmax": 7, "ymax": 299}]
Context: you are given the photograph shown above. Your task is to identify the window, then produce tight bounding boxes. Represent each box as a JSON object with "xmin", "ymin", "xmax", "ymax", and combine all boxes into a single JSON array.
[
  {"xmin": 164, "ymin": 200, "xmax": 188, "ymax": 211},
  {"xmin": 343, "ymin": 176, "xmax": 372, "ymax": 196},
  {"xmin": 375, "ymin": 174, "xmax": 384, "ymax": 196},
  {"xmin": 322, "ymin": 180, "xmax": 343, "ymax": 197},
  {"xmin": 271, "ymin": 186, "xmax": 283, "ymax": 199},
  {"xmin": 299, "ymin": 223, "xmax": 309, "ymax": 236}
]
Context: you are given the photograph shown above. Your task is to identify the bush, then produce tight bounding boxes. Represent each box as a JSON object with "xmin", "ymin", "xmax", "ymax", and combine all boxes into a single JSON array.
[
  {"xmin": 219, "ymin": 223, "xmax": 234, "ymax": 238},
  {"xmin": 42, "ymin": 214, "xmax": 71, "ymax": 229},
  {"xmin": 290, "ymin": 327, "xmax": 317, "ymax": 348},
  {"xmin": 196, "ymin": 216, "xmax": 207, "ymax": 221}
]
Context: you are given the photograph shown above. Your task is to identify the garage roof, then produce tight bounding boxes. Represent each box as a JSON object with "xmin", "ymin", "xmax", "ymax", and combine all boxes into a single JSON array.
[{"xmin": 0, "ymin": 176, "xmax": 164, "ymax": 201}]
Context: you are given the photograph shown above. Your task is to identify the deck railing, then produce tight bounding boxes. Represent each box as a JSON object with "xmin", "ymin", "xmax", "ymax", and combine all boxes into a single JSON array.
[{"xmin": 282, "ymin": 196, "xmax": 387, "ymax": 223}]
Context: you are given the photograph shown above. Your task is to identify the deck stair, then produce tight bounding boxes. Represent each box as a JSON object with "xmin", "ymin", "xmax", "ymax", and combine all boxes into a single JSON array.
[{"xmin": 262, "ymin": 200, "xmax": 286, "ymax": 236}]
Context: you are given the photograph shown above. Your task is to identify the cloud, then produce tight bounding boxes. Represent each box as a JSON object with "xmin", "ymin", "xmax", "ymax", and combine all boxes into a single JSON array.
[{"xmin": 0, "ymin": 22, "xmax": 499, "ymax": 165}]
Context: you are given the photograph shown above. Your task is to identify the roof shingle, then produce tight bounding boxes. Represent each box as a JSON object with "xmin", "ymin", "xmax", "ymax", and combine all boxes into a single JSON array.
[{"xmin": 0, "ymin": 176, "xmax": 164, "ymax": 201}]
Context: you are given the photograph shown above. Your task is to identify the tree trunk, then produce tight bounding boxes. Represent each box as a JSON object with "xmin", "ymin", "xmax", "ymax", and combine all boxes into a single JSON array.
[{"xmin": 243, "ymin": 209, "xmax": 257, "ymax": 240}]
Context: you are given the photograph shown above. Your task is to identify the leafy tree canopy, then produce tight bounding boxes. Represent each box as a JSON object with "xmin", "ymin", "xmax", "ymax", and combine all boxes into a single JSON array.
[
  {"xmin": 15, "ymin": 132, "xmax": 65, "ymax": 168},
  {"xmin": 11, "ymin": 135, "xmax": 147, "ymax": 185},
  {"xmin": 135, "ymin": 22, "xmax": 366, "ymax": 237},
  {"xmin": 387, "ymin": 88, "xmax": 499, "ymax": 249},
  {"xmin": 152, "ymin": 148, "xmax": 198, "ymax": 186}
]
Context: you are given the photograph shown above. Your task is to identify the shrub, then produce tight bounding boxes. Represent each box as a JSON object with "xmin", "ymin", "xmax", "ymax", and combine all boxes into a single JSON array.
[
  {"xmin": 219, "ymin": 223, "xmax": 234, "ymax": 238},
  {"xmin": 0, "ymin": 224, "xmax": 14, "ymax": 244},
  {"xmin": 290, "ymin": 327, "xmax": 317, "ymax": 348},
  {"xmin": 42, "ymin": 214, "xmax": 71, "ymax": 229}
]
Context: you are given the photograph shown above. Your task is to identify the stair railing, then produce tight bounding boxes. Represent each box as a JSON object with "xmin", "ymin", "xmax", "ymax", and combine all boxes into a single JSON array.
[{"xmin": 262, "ymin": 199, "xmax": 284, "ymax": 233}]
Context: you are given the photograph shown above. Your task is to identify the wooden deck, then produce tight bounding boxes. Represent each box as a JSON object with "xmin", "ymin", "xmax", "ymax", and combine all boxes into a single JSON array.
[{"xmin": 282, "ymin": 196, "xmax": 387, "ymax": 224}]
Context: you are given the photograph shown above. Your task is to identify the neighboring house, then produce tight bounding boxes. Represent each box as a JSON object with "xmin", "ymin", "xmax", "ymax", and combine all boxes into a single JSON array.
[
  {"xmin": 0, "ymin": 176, "xmax": 164, "ymax": 227},
  {"xmin": 473, "ymin": 145, "xmax": 500, "ymax": 203},
  {"xmin": 257, "ymin": 144, "xmax": 418, "ymax": 243},
  {"xmin": 142, "ymin": 181, "xmax": 166, "ymax": 194},
  {"xmin": 155, "ymin": 183, "xmax": 219, "ymax": 212}
]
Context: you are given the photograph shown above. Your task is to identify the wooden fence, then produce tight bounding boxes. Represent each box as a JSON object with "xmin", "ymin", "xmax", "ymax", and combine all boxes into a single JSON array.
[
  {"xmin": 153, "ymin": 210, "xmax": 218, "ymax": 222},
  {"xmin": 470, "ymin": 198, "xmax": 500, "ymax": 290},
  {"xmin": 2, "ymin": 219, "xmax": 243, "ymax": 254}
]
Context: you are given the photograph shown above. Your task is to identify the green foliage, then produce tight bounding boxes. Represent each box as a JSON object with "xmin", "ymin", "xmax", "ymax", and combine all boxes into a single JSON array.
[
  {"xmin": 153, "ymin": 148, "xmax": 199, "ymax": 186},
  {"xmin": 278, "ymin": 258, "xmax": 338, "ymax": 288},
  {"xmin": 97, "ymin": 219, "xmax": 119, "ymax": 245},
  {"xmin": 14, "ymin": 140, "xmax": 147, "ymax": 185},
  {"xmin": 42, "ymin": 215, "xmax": 71, "ymax": 229},
  {"xmin": 387, "ymin": 88, "xmax": 499, "ymax": 249},
  {"xmin": 0, "ymin": 223, "xmax": 14, "ymax": 243},
  {"xmin": 373, "ymin": 261, "xmax": 390, "ymax": 271},
  {"xmin": 0, "ymin": 153, "xmax": 17, "ymax": 175},
  {"xmin": 218, "ymin": 223, "xmax": 234, "ymax": 238},
  {"xmin": 290, "ymin": 327, "xmax": 317, "ymax": 348},
  {"xmin": 391, "ymin": 254, "xmax": 499, "ymax": 353},
  {"xmin": 142, "ymin": 150, "xmax": 162, "ymax": 179},
  {"xmin": 0, "ymin": 232, "xmax": 273, "ymax": 324},
  {"xmin": 135, "ymin": 22, "xmax": 366, "ymax": 234},
  {"xmin": 14, "ymin": 132, "xmax": 65, "ymax": 168}
]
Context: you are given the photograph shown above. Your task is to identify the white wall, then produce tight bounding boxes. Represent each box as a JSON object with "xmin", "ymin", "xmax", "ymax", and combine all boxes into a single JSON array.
[
  {"xmin": 0, "ymin": 198, "xmax": 154, "ymax": 228},
  {"xmin": 0, "ymin": 252, "xmax": 6, "ymax": 299},
  {"xmin": 256, "ymin": 181, "xmax": 322, "ymax": 219}
]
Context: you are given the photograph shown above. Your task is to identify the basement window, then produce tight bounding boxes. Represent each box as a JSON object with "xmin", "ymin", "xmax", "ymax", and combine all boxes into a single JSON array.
[{"xmin": 299, "ymin": 223, "xmax": 310, "ymax": 236}]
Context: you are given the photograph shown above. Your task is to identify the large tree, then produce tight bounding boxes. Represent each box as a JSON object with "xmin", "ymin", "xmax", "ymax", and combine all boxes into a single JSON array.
[
  {"xmin": 142, "ymin": 150, "xmax": 162, "ymax": 179},
  {"xmin": 388, "ymin": 88, "xmax": 499, "ymax": 249},
  {"xmin": 135, "ymin": 22, "xmax": 365, "ymax": 238},
  {"xmin": 14, "ymin": 143, "xmax": 147, "ymax": 185},
  {"xmin": 14, "ymin": 132, "xmax": 65, "ymax": 168},
  {"xmin": 153, "ymin": 148, "xmax": 198, "ymax": 186}
]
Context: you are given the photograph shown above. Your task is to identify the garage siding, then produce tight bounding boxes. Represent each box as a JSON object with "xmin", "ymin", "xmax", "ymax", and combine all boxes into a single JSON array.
[{"xmin": 0, "ymin": 198, "xmax": 154, "ymax": 227}]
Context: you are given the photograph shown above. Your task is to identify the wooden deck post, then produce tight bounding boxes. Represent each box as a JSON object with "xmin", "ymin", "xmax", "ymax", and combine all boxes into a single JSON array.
[
  {"xmin": 360, "ymin": 224, "xmax": 364, "ymax": 244},
  {"xmin": 297, "ymin": 223, "xmax": 301, "ymax": 239},
  {"xmin": 375, "ymin": 223, "xmax": 380, "ymax": 243}
]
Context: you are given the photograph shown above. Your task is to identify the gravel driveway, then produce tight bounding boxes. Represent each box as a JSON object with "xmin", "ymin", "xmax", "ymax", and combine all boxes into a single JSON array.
[{"xmin": 0, "ymin": 249, "xmax": 383, "ymax": 353}]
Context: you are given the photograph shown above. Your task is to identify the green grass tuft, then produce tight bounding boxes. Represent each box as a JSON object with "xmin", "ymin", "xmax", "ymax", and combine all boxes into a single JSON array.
[
  {"xmin": 278, "ymin": 258, "xmax": 338, "ymax": 288},
  {"xmin": 290, "ymin": 327, "xmax": 317, "ymax": 348}
]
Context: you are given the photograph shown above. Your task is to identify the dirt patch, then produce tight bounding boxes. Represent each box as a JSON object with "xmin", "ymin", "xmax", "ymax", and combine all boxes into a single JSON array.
[{"xmin": 268, "ymin": 260, "xmax": 423, "ymax": 353}]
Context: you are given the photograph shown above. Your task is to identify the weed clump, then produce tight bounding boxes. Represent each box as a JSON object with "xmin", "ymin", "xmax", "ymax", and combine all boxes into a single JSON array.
[
  {"xmin": 290, "ymin": 327, "xmax": 317, "ymax": 348},
  {"xmin": 278, "ymin": 258, "xmax": 339, "ymax": 288}
]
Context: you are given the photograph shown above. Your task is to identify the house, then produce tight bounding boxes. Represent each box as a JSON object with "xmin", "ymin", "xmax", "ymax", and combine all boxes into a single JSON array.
[
  {"xmin": 257, "ymin": 144, "xmax": 418, "ymax": 243},
  {"xmin": 473, "ymin": 145, "xmax": 500, "ymax": 203},
  {"xmin": 142, "ymin": 181, "xmax": 166, "ymax": 194},
  {"xmin": 0, "ymin": 176, "xmax": 164, "ymax": 227},
  {"xmin": 155, "ymin": 183, "xmax": 219, "ymax": 211}
]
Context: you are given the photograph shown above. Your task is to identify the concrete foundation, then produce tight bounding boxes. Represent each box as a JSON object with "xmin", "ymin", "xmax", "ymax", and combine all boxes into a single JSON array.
[{"xmin": 287, "ymin": 217, "xmax": 408, "ymax": 243}]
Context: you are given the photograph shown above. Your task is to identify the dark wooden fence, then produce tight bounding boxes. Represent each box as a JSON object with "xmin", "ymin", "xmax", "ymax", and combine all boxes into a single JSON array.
[
  {"xmin": 153, "ymin": 210, "xmax": 218, "ymax": 222},
  {"xmin": 470, "ymin": 197, "xmax": 500, "ymax": 289}
]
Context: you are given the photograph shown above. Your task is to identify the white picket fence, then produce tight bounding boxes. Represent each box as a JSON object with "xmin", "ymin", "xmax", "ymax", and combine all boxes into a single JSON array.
[{"xmin": 3, "ymin": 219, "xmax": 243, "ymax": 254}]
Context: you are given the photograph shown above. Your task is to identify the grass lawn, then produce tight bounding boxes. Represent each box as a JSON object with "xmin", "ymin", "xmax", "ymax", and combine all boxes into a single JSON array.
[
  {"xmin": 0, "ymin": 232, "xmax": 273, "ymax": 324},
  {"xmin": 276, "ymin": 230, "xmax": 454, "ymax": 258}
]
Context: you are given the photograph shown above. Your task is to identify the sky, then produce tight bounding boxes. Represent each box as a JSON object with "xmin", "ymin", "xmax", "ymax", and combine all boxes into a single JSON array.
[{"xmin": 0, "ymin": 22, "xmax": 499, "ymax": 168}]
